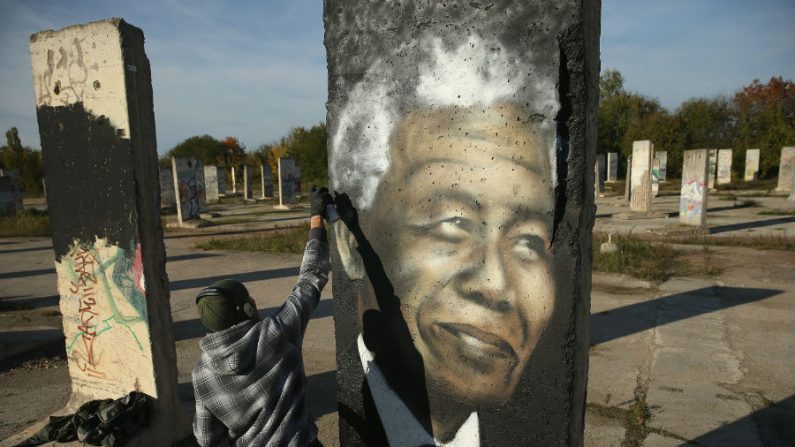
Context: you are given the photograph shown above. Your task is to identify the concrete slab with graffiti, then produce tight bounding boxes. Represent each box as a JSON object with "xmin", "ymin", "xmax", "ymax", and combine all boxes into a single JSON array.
[
  {"xmin": 29, "ymin": 19, "xmax": 182, "ymax": 440},
  {"xmin": 325, "ymin": 2, "xmax": 598, "ymax": 445},
  {"xmin": 680, "ymin": 149, "xmax": 709, "ymax": 226},
  {"xmin": 171, "ymin": 156, "xmax": 207, "ymax": 224},
  {"xmin": 655, "ymin": 150, "xmax": 667, "ymax": 182}
]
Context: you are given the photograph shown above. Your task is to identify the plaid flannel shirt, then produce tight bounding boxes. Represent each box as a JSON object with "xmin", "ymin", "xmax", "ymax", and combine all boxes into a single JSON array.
[{"xmin": 192, "ymin": 234, "xmax": 330, "ymax": 447}]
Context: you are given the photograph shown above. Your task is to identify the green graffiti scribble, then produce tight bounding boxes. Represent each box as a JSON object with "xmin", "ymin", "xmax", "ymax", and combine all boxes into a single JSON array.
[{"xmin": 63, "ymin": 240, "xmax": 147, "ymax": 354}]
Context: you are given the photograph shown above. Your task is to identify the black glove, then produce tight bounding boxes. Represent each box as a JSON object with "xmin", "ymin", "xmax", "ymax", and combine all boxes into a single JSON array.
[{"xmin": 310, "ymin": 186, "xmax": 334, "ymax": 218}]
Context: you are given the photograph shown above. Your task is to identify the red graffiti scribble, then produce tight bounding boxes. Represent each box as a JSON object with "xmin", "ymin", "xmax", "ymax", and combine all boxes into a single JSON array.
[{"xmin": 69, "ymin": 247, "xmax": 108, "ymax": 379}]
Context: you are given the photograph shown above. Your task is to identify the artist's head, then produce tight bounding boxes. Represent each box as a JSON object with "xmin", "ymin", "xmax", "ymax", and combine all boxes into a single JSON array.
[
  {"xmin": 196, "ymin": 280, "xmax": 259, "ymax": 333},
  {"xmin": 331, "ymin": 35, "xmax": 559, "ymax": 407}
]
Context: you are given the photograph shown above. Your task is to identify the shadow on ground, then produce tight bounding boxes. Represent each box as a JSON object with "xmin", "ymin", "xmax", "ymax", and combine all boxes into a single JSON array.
[
  {"xmin": 591, "ymin": 286, "xmax": 781, "ymax": 346},
  {"xmin": 681, "ymin": 393, "xmax": 795, "ymax": 447}
]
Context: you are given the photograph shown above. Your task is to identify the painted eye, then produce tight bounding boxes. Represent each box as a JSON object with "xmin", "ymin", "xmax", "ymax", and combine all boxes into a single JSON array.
[
  {"xmin": 433, "ymin": 217, "xmax": 472, "ymax": 242},
  {"xmin": 512, "ymin": 236, "xmax": 542, "ymax": 262}
]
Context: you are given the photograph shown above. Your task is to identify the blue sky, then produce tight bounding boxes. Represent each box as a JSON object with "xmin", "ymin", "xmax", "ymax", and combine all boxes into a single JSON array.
[{"xmin": 1, "ymin": 0, "xmax": 793, "ymax": 153}]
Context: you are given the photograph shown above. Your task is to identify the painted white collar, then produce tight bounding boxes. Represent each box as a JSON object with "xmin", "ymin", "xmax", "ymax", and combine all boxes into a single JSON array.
[{"xmin": 357, "ymin": 334, "xmax": 480, "ymax": 447}]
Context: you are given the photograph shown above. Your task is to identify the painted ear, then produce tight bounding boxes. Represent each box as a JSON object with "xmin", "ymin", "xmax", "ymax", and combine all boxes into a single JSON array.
[{"xmin": 332, "ymin": 220, "xmax": 365, "ymax": 280}]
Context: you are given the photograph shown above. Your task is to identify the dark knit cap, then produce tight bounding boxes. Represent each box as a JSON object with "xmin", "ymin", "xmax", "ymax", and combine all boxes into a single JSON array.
[{"xmin": 196, "ymin": 280, "xmax": 254, "ymax": 332}]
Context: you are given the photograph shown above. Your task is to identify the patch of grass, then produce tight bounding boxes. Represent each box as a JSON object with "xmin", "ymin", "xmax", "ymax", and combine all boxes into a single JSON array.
[
  {"xmin": 215, "ymin": 216, "xmax": 261, "ymax": 225},
  {"xmin": 593, "ymin": 234, "xmax": 679, "ymax": 282},
  {"xmin": 758, "ymin": 209, "xmax": 795, "ymax": 216},
  {"xmin": 678, "ymin": 234, "xmax": 795, "ymax": 251},
  {"xmin": 0, "ymin": 209, "xmax": 51, "ymax": 237},
  {"xmin": 715, "ymin": 178, "xmax": 777, "ymax": 191},
  {"xmin": 195, "ymin": 227, "xmax": 308, "ymax": 253}
]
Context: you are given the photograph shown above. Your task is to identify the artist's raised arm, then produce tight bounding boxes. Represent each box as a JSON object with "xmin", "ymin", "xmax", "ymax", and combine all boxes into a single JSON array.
[{"xmin": 276, "ymin": 187, "xmax": 333, "ymax": 345}]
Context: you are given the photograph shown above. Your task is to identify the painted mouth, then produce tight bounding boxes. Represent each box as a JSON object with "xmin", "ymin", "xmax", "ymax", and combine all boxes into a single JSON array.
[{"xmin": 435, "ymin": 322, "xmax": 519, "ymax": 365}]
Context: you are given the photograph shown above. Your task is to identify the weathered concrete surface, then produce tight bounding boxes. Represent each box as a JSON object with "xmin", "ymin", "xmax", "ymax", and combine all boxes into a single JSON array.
[
  {"xmin": 243, "ymin": 164, "xmax": 253, "ymax": 200},
  {"xmin": 325, "ymin": 1, "xmax": 599, "ymax": 445},
  {"xmin": 775, "ymin": 147, "xmax": 795, "ymax": 193},
  {"xmin": 679, "ymin": 149, "xmax": 709, "ymax": 226},
  {"xmin": 631, "ymin": 141, "xmax": 653, "ymax": 212},
  {"xmin": 29, "ymin": 18, "xmax": 182, "ymax": 443},
  {"xmin": 607, "ymin": 152, "xmax": 619, "ymax": 182},
  {"xmin": 717, "ymin": 148, "xmax": 733, "ymax": 185},
  {"xmin": 203, "ymin": 165, "xmax": 220, "ymax": 203},
  {"xmin": 744, "ymin": 149, "xmax": 760, "ymax": 182}
]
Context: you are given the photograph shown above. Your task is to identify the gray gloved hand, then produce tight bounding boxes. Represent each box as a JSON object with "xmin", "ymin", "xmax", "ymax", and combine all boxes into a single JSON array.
[{"xmin": 310, "ymin": 186, "xmax": 334, "ymax": 218}]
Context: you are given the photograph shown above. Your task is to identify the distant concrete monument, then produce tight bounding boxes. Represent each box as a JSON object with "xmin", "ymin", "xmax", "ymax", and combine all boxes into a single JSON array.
[
  {"xmin": 716, "ymin": 149, "xmax": 732, "ymax": 185},
  {"xmin": 708, "ymin": 149, "xmax": 718, "ymax": 190},
  {"xmin": 172, "ymin": 157, "xmax": 207, "ymax": 225},
  {"xmin": 680, "ymin": 149, "xmax": 709, "ymax": 226},
  {"xmin": 624, "ymin": 155, "xmax": 632, "ymax": 201},
  {"xmin": 655, "ymin": 151, "xmax": 667, "ymax": 182},
  {"xmin": 159, "ymin": 168, "xmax": 176, "ymax": 209},
  {"xmin": 276, "ymin": 157, "xmax": 297, "ymax": 209},
  {"xmin": 0, "ymin": 170, "xmax": 24, "ymax": 217},
  {"xmin": 651, "ymin": 158, "xmax": 660, "ymax": 197},
  {"xmin": 29, "ymin": 18, "xmax": 182, "ymax": 441},
  {"xmin": 204, "ymin": 165, "xmax": 220, "ymax": 203},
  {"xmin": 217, "ymin": 168, "xmax": 227, "ymax": 196},
  {"xmin": 744, "ymin": 149, "xmax": 760, "ymax": 182},
  {"xmin": 607, "ymin": 152, "xmax": 618, "ymax": 182},
  {"xmin": 243, "ymin": 165, "xmax": 254, "ymax": 200},
  {"xmin": 260, "ymin": 163, "xmax": 273, "ymax": 199},
  {"xmin": 775, "ymin": 147, "xmax": 795, "ymax": 193},
  {"xmin": 595, "ymin": 154, "xmax": 605, "ymax": 196},
  {"xmin": 789, "ymin": 175, "xmax": 795, "ymax": 202},
  {"xmin": 630, "ymin": 140, "xmax": 653, "ymax": 212},
  {"xmin": 230, "ymin": 167, "xmax": 237, "ymax": 194}
]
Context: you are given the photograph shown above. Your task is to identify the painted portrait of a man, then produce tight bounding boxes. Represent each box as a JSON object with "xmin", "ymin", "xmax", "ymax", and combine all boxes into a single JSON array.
[{"xmin": 328, "ymin": 28, "xmax": 575, "ymax": 445}]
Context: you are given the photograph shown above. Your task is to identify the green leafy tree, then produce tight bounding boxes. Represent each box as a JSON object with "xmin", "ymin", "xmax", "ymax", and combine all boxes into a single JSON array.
[
  {"xmin": 285, "ymin": 124, "xmax": 328, "ymax": 187},
  {"xmin": 166, "ymin": 135, "xmax": 227, "ymax": 166},
  {"xmin": 1, "ymin": 127, "xmax": 43, "ymax": 194},
  {"xmin": 597, "ymin": 70, "xmax": 663, "ymax": 176},
  {"xmin": 732, "ymin": 77, "xmax": 795, "ymax": 178}
]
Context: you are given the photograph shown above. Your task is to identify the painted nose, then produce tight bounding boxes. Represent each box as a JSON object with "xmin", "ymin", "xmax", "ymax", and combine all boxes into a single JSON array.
[{"xmin": 458, "ymin": 239, "xmax": 511, "ymax": 311}]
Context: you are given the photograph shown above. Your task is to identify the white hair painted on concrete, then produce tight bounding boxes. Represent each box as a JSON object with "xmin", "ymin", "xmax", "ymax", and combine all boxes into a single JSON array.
[{"xmin": 330, "ymin": 34, "xmax": 560, "ymax": 210}]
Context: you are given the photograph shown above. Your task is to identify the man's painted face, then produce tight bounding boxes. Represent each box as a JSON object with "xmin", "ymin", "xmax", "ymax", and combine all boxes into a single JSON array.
[{"xmin": 366, "ymin": 104, "xmax": 556, "ymax": 406}]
